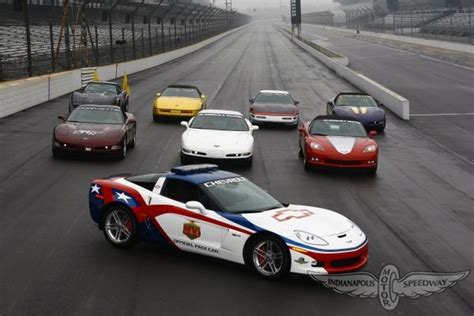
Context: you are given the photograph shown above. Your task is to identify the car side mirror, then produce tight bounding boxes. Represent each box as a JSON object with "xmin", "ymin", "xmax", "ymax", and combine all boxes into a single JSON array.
[
  {"xmin": 249, "ymin": 98, "xmax": 254, "ymax": 104},
  {"xmin": 369, "ymin": 130, "xmax": 377, "ymax": 138},
  {"xmin": 57, "ymin": 114, "xmax": 66, "ymax": 121},
  {"xmin": 180, "ymin": 121, "xmax": 188, "ymax": 128},
  {"xmin": 294, "ymin": 101, "xmax": 299, "ymax": 105},
  {"xmin": 185, "ymin": 201, "xmax": 207, "ymax": 214},
  {"xmin": 298, "ymin": 126, "xmax": 305, "ymax": 133},
  {"xmin": 201, "ymin": 94, "xmax": 206, "ymax": 99},
  {"xmin": 156, "ymin": 92, "xmax": 161, "ymax": 97},
  {"xmin": 378, "ymin": 103, "xmax": 384, "ymax": 107},
  {"xmin": 127, "ymin": 117, "xmax": 136, "ymax": 124},
  {"xmin": 251, "ymin": 125, "xmax": 259, "ymax": 131}
]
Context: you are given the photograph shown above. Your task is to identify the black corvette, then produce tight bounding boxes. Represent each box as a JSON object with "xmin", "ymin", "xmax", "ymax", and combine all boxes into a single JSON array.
[
  {"xmin": 69, "ymin": 81, "xmax": 129, "ymax": 112},
  {"xmin": 327, "ymin": 92, "xmax": 386, "ymax": 132}
]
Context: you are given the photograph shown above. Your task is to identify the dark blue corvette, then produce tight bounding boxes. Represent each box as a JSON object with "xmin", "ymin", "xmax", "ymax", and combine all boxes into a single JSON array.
[{"xmin": 326, "ymin": 92, "xmax": 386, "ymax": 132}]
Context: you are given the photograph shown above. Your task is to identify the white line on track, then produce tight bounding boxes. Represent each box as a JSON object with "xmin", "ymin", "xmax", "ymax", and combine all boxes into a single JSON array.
[{"xmin": 410, "ymin": 112, "xmax": 474, "ymax": 117}]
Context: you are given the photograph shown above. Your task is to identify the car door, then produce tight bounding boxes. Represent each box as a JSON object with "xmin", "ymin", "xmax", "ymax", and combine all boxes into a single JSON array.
[{"xmin": 154, "ymin": 178, "xmax": 227, "ymax": 257}]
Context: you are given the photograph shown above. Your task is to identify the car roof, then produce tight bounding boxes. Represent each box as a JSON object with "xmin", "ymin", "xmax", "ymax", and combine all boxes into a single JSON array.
[
  {"xmin": 75, "ymin": 104, "xmax": 122, "ymax": 111},
  {"xmin": 258, "ymin": 90, "xmax": 290, "ymax": 94},
  {"xmin": 166, "ymin": 85, "xmax": 199, "ymax": 90},
  {"xmin": 165, "ymin": 164, "xmax": 240, "ymax": 184},
  {"xmin": 312, "ymin": 115, "xmax": 362, "ymax": 123},
  {"xmin": 336, "ymin": 92, "xmax": 372, "ymax": 97},
  {"xmin": 198, "ymin": 109, "xmax": 243, "ymax": 116},
  {"xmin": 87, "ymin": 81, "xmax": 119, "ymax": 86}
]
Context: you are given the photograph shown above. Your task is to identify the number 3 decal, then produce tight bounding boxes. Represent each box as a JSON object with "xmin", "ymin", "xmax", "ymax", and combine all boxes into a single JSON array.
[{"xmin": 272, "ymin": 209, "xmax": 314, "ymax": 222}]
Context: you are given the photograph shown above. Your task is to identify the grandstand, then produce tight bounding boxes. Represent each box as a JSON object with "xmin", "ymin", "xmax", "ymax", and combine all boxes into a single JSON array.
[{"xmin": 0, "ymin": 0, "xmax": 251, "ymax": 80}]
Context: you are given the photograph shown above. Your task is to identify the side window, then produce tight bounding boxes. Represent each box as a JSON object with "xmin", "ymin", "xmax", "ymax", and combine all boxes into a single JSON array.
[{"xmin": 161, "ymin": 179, "xmax": 217, "ymax": 211}]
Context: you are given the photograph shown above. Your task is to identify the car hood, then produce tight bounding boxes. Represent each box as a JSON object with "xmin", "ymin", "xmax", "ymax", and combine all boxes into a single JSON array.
[
  {"xmin": 310, "ymin": 135, "xmax": 372, "ymax": 155},
  {"xmin": 155, "ymin": 97, "xmax": 202, "ymax": 109},
  {"xmin": 334, "ymin": 106, "xmax": 385, "ymax": 121},
  {"xmin": 239, "ymin": 204, "xmax": 366, "ymax": 250},
  {"xmin": 182, "ymin": 128, "xmax": 252, "ymax": 150},
  {"xmin": 252, "ymin": 103, "xmax": 297, "ymax": 114},
  {"xmin": 73, "ymin": 92, "xmax": 118, "ymax": 105},
  {"xmin": 243, "ymin": 205, "xmax": 351, "ymax": 237},
  {"xmin": 54, "ymin": 122, "xmax": 124, "ymax": 145}
]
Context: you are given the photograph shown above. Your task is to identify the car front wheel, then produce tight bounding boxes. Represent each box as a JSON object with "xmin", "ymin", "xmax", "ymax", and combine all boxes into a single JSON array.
[
  {"xmin": 247, "ymin": 235, "xmax": 290, "ymax": 280},
  {"xmin": 103, "ymin": 205, "xmax": 138, "ymax": 248}
]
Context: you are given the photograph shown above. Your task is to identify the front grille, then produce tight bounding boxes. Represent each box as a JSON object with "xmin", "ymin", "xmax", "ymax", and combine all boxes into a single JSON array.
[
  {"xmin": 331, "ymin": 256, "xmax": 361, "ymax": 268},
  {"xmin": 325, "ymin": 159, "xmax": 364, "ymax": 165}
]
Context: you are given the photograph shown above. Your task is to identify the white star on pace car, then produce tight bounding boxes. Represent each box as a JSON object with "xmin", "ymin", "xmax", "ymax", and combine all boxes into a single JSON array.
[
  {"xmin": 89, "ymin": 164, "xmax": 368, "ymax": 279},
  {"xmin": 179, "ymin": 110, "xmax": 258, "ymax": 167}
]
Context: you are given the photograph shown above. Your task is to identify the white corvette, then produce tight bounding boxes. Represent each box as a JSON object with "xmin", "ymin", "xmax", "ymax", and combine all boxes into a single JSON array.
[
  {"xmin": 180, "ymin": 110, "xmax": 258, "ymax": 167},
  {"xmin": 89, "ymin": 164, "xmax": 369, "ymax": 279}
]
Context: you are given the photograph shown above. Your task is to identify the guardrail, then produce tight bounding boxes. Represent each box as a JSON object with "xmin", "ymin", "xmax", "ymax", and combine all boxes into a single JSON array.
[{"xmin": 278, "ymin": 26, "xmax": 410, "ymax": 120}]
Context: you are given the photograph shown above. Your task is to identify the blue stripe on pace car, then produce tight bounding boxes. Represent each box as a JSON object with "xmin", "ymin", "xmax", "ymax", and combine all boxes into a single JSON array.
[{"xmin": 220, "ymin": 213, "xmax": 263, "ymax": 232}]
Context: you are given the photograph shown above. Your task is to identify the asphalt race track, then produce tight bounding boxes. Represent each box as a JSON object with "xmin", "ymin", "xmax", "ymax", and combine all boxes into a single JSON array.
[{"xmin": 1, "ymin": 22, "xmax": 473, "ymax": 315}]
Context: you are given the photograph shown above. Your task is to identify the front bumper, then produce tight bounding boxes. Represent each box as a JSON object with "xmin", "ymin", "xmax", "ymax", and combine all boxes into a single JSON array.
[
  {"xmin": 306, "ymin": 148, "xmax": 378, "ymax": 169},
  {"xmin": 289, "ymin": 242, "xmax": 368, "ymax": 275},
  {"xmin": 250, "ymin": 113, "xmax": 298, "ymax": 125},
  {"xmin": 153, "ymin": 108, "xmax": 199, "ymax": 118},
  {"xmin": 53, "ymin": 141, "xmax": 122, "ymax": 156},
  {"xmin": 362, "ymin": 120, "xmax": 385, "ymax": 131},
  {"xmin": 181, "ymin": 149, "xmax": 252, "ymax": 160}
]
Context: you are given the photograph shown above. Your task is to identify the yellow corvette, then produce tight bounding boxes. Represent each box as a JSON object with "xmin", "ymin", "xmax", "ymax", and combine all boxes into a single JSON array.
[{"xmin": 153, "ymin": 85, "xmax": 207, "ymax": 120}]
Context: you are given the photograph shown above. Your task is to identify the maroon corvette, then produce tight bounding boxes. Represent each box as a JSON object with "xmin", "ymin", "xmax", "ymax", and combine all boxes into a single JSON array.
[{"xmin": 52, "ymin": 105, "xmax": 136, "ymax": 159}]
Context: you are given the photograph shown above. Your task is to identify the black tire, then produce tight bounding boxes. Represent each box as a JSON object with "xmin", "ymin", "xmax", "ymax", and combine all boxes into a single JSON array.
[
  {"xmin": 368, "ymin": 165, "xmax": 377, "ymax": 176},
  {"xmin": 303, "ymin": 153, "xmax": 311, "ymax": 171},
  {"xmin": 153, "ymin": 114, "xmax": 160, "ymax": 122},
  {"xmin": 244, "ymin": 156, "xmax": 253, "ymax": 168},
  {"xmin": 245, "ymin": 234, "xmax": 291, "ymax": 280},
  {"xmin": 180, "ymin": 152, "xmax": 191, "ymax": 165},
  {"xmin": 52, "ymin": 147, "xmax": 62, "ymax": 159},
  {"xmin": 102, "ymin": 205, "xmax": 138, "ymax": 248},
  {"xmin": 298, "ymin": 144, "xmax": 304, "ymax": 158},
  {"xmin": 119, "ymin": 139, "xmax": 127, "ymax": 159},
  {"xmin": 129, "ymin": 127, "xmax": 136, "ymax": 149}
]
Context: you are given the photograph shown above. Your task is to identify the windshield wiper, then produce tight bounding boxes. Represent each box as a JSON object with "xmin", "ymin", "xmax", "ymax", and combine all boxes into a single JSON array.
[{"xmin": 311, "ymin": 133, "xmax": 327, "ymax": 136}]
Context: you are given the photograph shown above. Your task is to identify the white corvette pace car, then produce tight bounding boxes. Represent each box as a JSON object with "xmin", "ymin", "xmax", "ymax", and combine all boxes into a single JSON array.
[{"xmin": 89, "ymin": 164, "xmax": 368, "ymax": 279}]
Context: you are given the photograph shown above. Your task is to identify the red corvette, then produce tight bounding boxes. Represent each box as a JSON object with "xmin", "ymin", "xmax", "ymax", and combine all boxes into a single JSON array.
[
  {"xmin": 298, "ymin": 116, "xmax": 378, "ymax": 174},
  {"xmin": 52, "ymin": 105, "xmax": 136, "ymax": 159}
]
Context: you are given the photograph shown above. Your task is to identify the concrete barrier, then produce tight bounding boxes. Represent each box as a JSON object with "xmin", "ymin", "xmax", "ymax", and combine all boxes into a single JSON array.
[
  {"xmin": 280, "ymin": 27, "xmax": 410, "ymax": 120},
  {"xmin": 0, "ymin": 24, "xmax": 249, "ymax": 118},
  {"xmin": 303, "ymin": 23, "xmax": 474, "ymax": 54}
]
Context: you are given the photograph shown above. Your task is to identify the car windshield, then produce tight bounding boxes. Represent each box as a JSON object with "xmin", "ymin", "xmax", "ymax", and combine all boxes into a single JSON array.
[
  {"xmin": 309, "ymin": 120, "xmax": 367, "ymax": 137},
  {"xmin": 201, "ymin": 177, "xmax": 283, "ymax": 214},
  {"xmin": 162, "ymin": 87, "xmax": 200, "ymax": 98},
  {"xmin": 67, "ymin": 107, "xmax": 124, "ymax": 124},
  {"xmin": 335, "ymin": 95, "xmax": 377, "ymax": 107},
  {"xmin": 189, "ymin": 114, "xmax": 249, "ymax": 131},
  {"xmin": 84, "ymin": 83, "xmax": 119, "ymax": 95},
  {"xmin": 255, "ymin": 93, "xmax": 293, "ymax": 104}
]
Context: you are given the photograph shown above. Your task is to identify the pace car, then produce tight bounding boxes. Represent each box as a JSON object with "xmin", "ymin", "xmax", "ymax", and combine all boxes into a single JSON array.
[
  {"xmin": 326, "ymin": 92, "xmax": 386, "ymax": 132},
  {"xmin": 153, "ymin": 85, "xmax": 206, "ymax": 120},
  {"xmin": 180, "ymin": 110, "xmax": 258, "ymax": 167},
  {"xmin": 249, "ymin": 90, "xmax": 299, "ymax": 127},
  {"xmin": 298, "ymin": 116, "xmax": 379, "ymax": 174},
  {"xmin": 89, "ymin": 164, "xmax": 368, "ymax": 279},
  {"xmin": 70, "ymin": 81, "xmax": 129, "ymax": 112},
  {"xmin": 52, "ymin": 105, "xmax": 136, "ymax": 158}
]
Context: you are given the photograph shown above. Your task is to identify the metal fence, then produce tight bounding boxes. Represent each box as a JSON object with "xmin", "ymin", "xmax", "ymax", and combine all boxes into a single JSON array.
[
  {"xmin": 344, "ymin": 6, "xmax": 473, "ymax": 45},
  {"xmin": 0, "ymin": 0, "xmax": 252, "ymax": 81}
]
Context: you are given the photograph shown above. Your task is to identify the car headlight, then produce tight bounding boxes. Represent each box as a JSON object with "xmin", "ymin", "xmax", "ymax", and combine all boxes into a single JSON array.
[
  {"xmin": 294, "ymin": 230, "xmax": 328, "ymax": 246},
  {"xmin": 363, "ymin": 144, "xmax": 377, "ymax": 153},
  {"xmin": 310, "ymin": 142, "xmax": 325, "ymax": 151}
]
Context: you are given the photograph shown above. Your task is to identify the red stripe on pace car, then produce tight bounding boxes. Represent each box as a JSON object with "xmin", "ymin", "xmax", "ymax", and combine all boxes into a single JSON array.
[{"xmin": 146, "ymin": 205, "xmax": 254, "ymax": 236}]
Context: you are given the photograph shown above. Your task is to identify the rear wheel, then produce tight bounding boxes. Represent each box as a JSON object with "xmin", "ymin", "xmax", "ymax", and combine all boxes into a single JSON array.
[
  {"xmin": 246, "ymin": 235, "xmax": 290, "ymax": 280},
  {"xmin": 119, "ymin": 139, "xmax": 127, "ymax": 159},
  {"xmin": 298, "ymin": 144, "xmax": 304, "ymax": 158},
  {"xmin": 129, "ymin": 127, "xmax": 136, "ymax": 149},
  {"xmin": 103, "ymin": 205, "xmax": 138, "ymax": 248}
]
